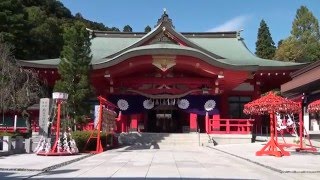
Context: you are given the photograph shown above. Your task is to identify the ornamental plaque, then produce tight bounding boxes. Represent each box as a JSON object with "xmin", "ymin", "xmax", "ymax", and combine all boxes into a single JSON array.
[{"xmin": 152, "ymin": 55, "xmax": 176, "ymax": 72}]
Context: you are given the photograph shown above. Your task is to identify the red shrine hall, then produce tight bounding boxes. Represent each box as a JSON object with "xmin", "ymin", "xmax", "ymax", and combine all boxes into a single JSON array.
[{"xmin": 16, "ymin": 11, "xmax": 305, "ymax": 135}]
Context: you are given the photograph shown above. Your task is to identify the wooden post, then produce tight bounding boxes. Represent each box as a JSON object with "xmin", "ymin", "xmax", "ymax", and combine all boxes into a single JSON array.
[
  {"xmin": 205, "ymin": 112, "xmax": 209, "ymax": 133},
  {"xmin": 189, "ymin": 113, "xmax": 197, "ymax": 132},
  {"xmin": 226, "ymin": 119, "xmax": 230, "ymax": 134},
  {"xmin": 246, "ymin": 120, "xmax": 251, "ymax": 134},
  {"xmin": 296, "ymin": 102, "xmax": 317, "ymax": 152}
]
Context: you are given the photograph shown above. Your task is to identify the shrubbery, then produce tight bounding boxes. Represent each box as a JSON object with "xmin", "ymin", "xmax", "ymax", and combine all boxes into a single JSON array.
[
  {"xmin": 71, "ymin": 130, "xmax": 115, "ymax": 152},
  {"xmin": 0, "ymin": 131, "xmax": 28, "ymax": 138}
]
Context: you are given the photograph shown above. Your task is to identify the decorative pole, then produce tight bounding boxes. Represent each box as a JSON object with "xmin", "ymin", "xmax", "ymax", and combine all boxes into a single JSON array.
[{"xmin": 51, "ymin": 99, "xmax": 62, "ymax": 153}]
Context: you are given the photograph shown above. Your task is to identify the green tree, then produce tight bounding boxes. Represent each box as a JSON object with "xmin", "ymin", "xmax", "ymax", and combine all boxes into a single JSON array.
[
  {"xmin": 277, "ymin": 39, "xmax": 283, "ymax": 47},
  {"xmin": 24, "ymin": 6, "xmax": 63, "ymax": 59},
  {"xmin": 255, "ymin": 19, "xmax": 276, "ymax": 59},
  {"xmin": 274, "ymin": 37, "xmax": 304, "ymax": 62},
  {"xmin": 109, "ymin": 27, "xmax": 120, "ymax": 32},
  {"xmin": 0, "ymin": 42, "xmax": 14, "ymax": 125},
  {"xmin": 54, "ymin": 21, "xmax": 93, "ymax": 128},
  {"xmin": 123, "ymin": 25, "xmax": 133, "ymax": 32},
  {"xmin": 144, "ymin": 25, "xmax": 152, "ymax": 33},
  {"xmin": 0, "ymin": 0, "xmax": 27, "ymax": 58},
  {"xmin": 1, "ymin": 0, "xmax": 122, "ymax": 60},
  {"xmin": 275, "ymin": 6, "xmax": 320, "ymax": 62}
]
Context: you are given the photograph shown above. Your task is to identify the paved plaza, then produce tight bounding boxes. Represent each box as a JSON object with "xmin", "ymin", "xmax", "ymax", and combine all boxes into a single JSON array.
[{"xmin": 0, "ymin": 143, "xmax": 320, "ymax": 179}]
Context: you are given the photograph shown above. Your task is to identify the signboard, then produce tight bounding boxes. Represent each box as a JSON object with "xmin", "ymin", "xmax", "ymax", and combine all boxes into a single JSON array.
[
  {"xmin": 39, "ymin": 98, "xmax": 52, "ymax": 136},
  {"xmin": 102, "ymin": 108, "xmax": 117, "ymax": 132},
  {"xmin": 94, "ymin": 105, "xmax": 117, "ymax": 132}
]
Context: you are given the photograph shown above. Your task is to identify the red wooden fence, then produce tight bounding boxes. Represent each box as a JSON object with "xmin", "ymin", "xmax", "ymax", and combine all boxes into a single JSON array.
[{"xmin": 207, "ymin": 118, "xmax": 254, "ymax": 134}]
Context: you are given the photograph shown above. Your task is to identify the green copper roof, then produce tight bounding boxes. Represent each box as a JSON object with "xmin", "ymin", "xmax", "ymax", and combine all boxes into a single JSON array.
[
  {"xmin": 91, "ymin": 37, "xmax": 139, "ymax": 60},
  {"xmin": 20, "ymin": 21, "xmax": 304, "ymax": 70},
  {"xmin": 19, "ymin": 58, "xmax": 60, "ymax": 68},
  {"xmin": 189, "ymin": 38, "xmax": 301, "ymax": 67},
  {"xmin": 93, "ymin": 43, "xmax": 257, "ymax": 70}
]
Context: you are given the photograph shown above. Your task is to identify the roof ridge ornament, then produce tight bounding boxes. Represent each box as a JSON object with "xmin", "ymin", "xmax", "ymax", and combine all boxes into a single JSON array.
[
  {"xmin": 237, "ymin": 29, "xmax": 244, "ymax": 40},
  {"xmin": 155, "ymin": 8, "xmax": 175, "ymax": 28}
]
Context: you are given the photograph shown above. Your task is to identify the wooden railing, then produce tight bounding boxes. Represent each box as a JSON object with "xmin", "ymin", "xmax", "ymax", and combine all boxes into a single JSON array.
[{"xmin": 207, "ymin": 118, "xmax": 254, "ymax": 134}]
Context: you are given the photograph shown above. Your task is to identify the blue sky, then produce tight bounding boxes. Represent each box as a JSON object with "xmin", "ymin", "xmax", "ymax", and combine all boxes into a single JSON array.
[{"xmin": 60, "ymin": 0, "xmax": 320, "ymax": 53}]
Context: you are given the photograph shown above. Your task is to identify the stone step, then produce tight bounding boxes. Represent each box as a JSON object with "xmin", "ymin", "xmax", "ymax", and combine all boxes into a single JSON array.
[
  {"xmin": 118, "ymin": 132, "xmax": 211, "ymax": 146},
  {"xmin": 119, "ymin": 132, "xmax": 253, "ymax": 146}
]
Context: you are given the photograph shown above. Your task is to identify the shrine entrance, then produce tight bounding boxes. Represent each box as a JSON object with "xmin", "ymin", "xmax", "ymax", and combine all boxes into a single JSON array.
[{"xmin": 145, "ymin": 106, "xmax": 188, "ymax": 133}]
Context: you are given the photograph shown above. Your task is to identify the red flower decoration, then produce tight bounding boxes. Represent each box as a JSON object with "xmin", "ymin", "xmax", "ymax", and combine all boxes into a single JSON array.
[
  {"xmin": 308, "ymin": 99, "xmax": 320, "ymax": 113},
  {"xmin": 243, "ymin": 92, "xmax": 300, "ymax": 115}
]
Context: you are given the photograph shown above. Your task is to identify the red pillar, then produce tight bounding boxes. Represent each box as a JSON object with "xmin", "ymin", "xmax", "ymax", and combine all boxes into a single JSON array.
[
  {"xmin": 205, "ymin": 112, "xmax": 209, "ymax": 133},
  {"xmin": 189, "ymin": 113, "xmax": 197, "ymax": 132},
  {"xmin": 130, "ymin": 114, "xmax": 138, "ymax": 131}
]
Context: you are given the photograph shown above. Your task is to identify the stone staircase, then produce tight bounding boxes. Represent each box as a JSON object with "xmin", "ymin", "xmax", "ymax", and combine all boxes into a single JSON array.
[{"xmin": 118, "ymin": 132, "xmax": 212, "ymax": 148}]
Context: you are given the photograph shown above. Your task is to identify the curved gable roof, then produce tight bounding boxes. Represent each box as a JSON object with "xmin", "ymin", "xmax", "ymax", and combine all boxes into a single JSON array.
[
  {"xmin": 98, "ymin": 22, "xmax": 224, "ymax": 60},
  {"xmin": 19, "ymin": 13, "xmax": 305, "ymax": 71},
  {"xmin": 92, "ymin": 43, "xmax": 257, "ymax": 70}
]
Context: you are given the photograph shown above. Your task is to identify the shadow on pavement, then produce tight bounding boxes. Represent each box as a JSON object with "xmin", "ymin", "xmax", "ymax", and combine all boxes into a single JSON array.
[
  {"xmin": 123, "ymin": 141, "xmax": 160, "ymax": 151},
  {"xmin": 0, "ymin": 171, "xmax": 32, "ymax": 179},
  {"xmin": 291, "ymin": 151, "xmax": 320, "ymax": 155}
]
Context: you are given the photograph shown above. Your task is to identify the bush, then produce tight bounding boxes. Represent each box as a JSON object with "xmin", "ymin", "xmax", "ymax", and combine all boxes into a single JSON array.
[
  {"xmin": 0, "ymin": 131, "xmax": 27, "ymax": 138},
  {"xmin": 71, "ymin": 131, "xmax": 115, "ymax": 152}
]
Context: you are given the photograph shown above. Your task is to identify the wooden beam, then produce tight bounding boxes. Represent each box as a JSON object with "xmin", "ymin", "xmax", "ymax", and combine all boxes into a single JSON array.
[{"xmin": 116, "ymin": 77, "xmax": 213, "ymax": 86}]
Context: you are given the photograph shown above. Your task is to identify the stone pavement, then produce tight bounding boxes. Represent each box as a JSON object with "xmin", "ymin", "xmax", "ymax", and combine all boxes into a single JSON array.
[
  {"xmin": 209, "ymin": 142, "xmax": 320, "ymax": 173},
  {"xmin": 0, "ymin": 144, "xmax": 319, "ymax": 179}
]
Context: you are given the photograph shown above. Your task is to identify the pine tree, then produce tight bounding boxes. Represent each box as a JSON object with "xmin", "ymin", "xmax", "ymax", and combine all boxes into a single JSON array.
[
  {"xmin": 255, "ymin": 19, "xmax": 276, "ymax": 59},
  {"xmin": 144, "ymin": 25, "xmax": 151, "ymax": 33},
  {"xmin": 54, "ymin": 21, "xmax": 92, "ymax": 127},
  {"xmin": 275, "ymin": 6, "xmax": 320, "ymax": 62}
]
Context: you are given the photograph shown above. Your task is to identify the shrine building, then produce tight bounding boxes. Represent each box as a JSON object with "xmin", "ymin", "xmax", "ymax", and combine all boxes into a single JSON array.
[
  {"xmin": 281, "ymin": 61, "xmax": 320, "ymax": 134},
  {"xmin": 19, "ymin": 11, "xmax": 305, "ymax": 135}
]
